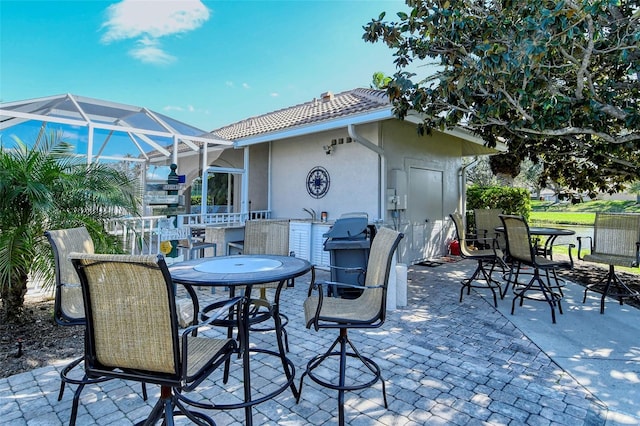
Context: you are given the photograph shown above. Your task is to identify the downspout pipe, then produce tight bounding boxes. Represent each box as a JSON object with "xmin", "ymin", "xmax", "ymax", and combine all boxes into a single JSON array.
[
  {"xmin": 267, "ymin": 142, "xmax": 272, "ymax": 214},
  {"xmin": 201, "ymin": 143, "xmax": 209, "ymax": 222},
  {"xmin": 242, "ymin": 147, "xmax": 250, "ymax": 222},
  {"xmin": 459, "ymin": 156, "xmax": 479, "ymax": 216},
  {"xmin": 347, "ymin": 124, "xmax": 385, "ymax": 222}
]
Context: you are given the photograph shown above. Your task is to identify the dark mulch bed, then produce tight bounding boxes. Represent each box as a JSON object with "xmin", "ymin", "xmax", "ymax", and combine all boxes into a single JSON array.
[
  {"xmin": 1, "ymin": 298, "xmax": 84, "ymax": 379},
  {"xmin": 557, "ymin": 261, "xmax": 640, "ymax": 310}
]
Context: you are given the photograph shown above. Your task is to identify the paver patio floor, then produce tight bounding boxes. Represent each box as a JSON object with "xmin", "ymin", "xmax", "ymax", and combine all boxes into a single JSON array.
[{"xmin": 2, "ymin": 259, "xmax": 638, "ymax": 425}]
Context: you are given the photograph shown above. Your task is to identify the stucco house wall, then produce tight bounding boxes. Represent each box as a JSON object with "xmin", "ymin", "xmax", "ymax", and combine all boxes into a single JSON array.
[
  {"xmin": 231, "ymin": 118, "xmax": 469, "ymax": 264},
  {"xmin": 201, "ymin": 88, "xmax": 499, "ymax": 264},
  {"xmin": 380, "ymin": 120, "xmax": 464, "ymax": 261},
  {"xmin": 269, "ymin": 125, "xmax": 380, "ymax": 221}
]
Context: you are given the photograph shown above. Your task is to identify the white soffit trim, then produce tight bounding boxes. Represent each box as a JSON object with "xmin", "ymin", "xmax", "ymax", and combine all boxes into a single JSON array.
[
  {"xmin": 404, "ymin": 113, "xmax": 505, "ymax": 155},
  {"xmin": 233, "ymin": 108, "xmax": 394, "ymax": 147}
]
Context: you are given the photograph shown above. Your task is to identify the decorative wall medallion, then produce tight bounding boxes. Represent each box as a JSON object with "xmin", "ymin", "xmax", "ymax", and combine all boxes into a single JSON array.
[{"xmin": 306, "ymin": 166, "xmax": 330, "ymax": 199}]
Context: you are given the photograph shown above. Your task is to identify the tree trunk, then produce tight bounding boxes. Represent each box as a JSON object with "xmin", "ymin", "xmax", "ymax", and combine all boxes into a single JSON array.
[{"xmin": 1, "ymin": 271, "xmax": 29, "ymax": 323}]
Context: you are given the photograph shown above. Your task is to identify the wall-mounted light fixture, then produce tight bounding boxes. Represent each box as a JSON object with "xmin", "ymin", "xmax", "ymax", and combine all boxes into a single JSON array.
[{"xmin": 323, "ymin": 139, "xmax": 338, "ymax": 155}]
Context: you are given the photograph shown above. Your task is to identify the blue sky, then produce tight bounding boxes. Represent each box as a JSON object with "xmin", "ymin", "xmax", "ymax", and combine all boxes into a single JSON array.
[{"xmin": 1, "ymin": 0, "xmax": 410, "ymax": 133}]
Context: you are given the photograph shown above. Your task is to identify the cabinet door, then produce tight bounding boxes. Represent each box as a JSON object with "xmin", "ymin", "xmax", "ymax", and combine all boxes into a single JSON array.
[
  {"xmin": 289, "ymin": 222, "xmax": 311, "ymax": 261},
  {"xmin": 311, "ymin": 224, "xmax": 331, "ymax": 268}
]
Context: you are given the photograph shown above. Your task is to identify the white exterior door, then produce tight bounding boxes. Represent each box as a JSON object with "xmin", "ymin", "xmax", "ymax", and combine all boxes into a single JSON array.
[{"xmin": 408, "ymin": 167, "xmax": 444, "ymax": 262}]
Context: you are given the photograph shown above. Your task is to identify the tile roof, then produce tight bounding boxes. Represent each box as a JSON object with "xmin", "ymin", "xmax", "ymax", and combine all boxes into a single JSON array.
[{"xmin": 210, "ymin": 88, "xmax": 390, "ymax": 141}]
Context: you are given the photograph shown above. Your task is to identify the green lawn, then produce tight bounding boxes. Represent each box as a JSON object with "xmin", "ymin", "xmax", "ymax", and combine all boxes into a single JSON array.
[
  {"xmin": 529, "ymin": 211, "xmax": 595, "ymax": 226},
  {"xmin": 529, "ymin": 199, "xmax": 640, "ymax": 226},
  {"xmin": 528, "ymin": 199, "xmax": 639, "ymax": 275}
]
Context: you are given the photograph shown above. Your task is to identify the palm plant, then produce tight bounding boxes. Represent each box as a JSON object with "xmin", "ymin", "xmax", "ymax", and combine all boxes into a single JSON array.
[{"xmin": 0, "ymin": 132, "xmax": 140, "ymax": 322}]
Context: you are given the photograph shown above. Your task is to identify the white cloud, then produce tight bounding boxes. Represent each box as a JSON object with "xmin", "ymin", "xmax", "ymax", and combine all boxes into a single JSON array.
[
  {"xmin": 225, "ymin": 81, "xmax": 234, "ymax": 87},
  {"xmin": 101, "ymin": 0, "xmax": 209, "ymax": 41},
  {"xmin": 242, "ymin": 83, "xmax": 251, "ymax": 89},
  {"xmin": 270, "ymin": 92, "xmax": 279, "ymax": 97},
  {"xmin": 163, "ymin": 105, "xmax": 209, "ymax": 114},
  {"xmin": 129, "ymin": 37, "xmax": 175, "ymax": 65},
  {"xmin": 101, "ymin": 0, "xmax": 209, "ymax": 64},
  {"xmin": 164, "ymin": 105, "xmax": 184, "ymax": 112}
]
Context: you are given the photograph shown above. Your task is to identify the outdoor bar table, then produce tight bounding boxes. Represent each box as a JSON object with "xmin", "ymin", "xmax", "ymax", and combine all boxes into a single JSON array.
[
  {"xmin": 495, "ymin": 226, "xmax": 575, "ymax": 259},
  {"xmin": 169, "ymin": 254, "xmax": 313, "ymax": 426}
]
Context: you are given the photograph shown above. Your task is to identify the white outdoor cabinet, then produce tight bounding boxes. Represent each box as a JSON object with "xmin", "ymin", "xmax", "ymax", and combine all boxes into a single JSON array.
[
  {"xmin": 311, "ymin": 223, "xmax": 331, "ymax": 268},
  {"xmin": 289, "ymin": 221, "xmax": 311, "ymax": 261},
  {"xmin": 289, "ymin": 221, "xmax": 331, "ymax": 268}
]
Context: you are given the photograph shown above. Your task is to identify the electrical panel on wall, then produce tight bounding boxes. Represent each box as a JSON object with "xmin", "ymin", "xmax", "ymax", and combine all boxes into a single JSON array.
[
  {"xmin": 387, "ymin": 169, "xmax": 408, "ymax": 210},
  {"xmin": 386, "ymin": 188, "xmax": 408, "ymax": 211},
  {"xmin": 386, "ymin": 188, "xmax": 398, "ymax": 210}
]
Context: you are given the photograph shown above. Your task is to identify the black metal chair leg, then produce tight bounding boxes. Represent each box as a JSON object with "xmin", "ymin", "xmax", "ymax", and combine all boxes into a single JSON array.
[
  {"xmin": 139, "ymin": 386, "xmax": 214, "ymax": 426},
  {"xmin": 58, "ymin": 357, "xmax": 83, "ymax": 401},
  {"xmin": 69, "ymin": 381, "xmax": 85, "ymax": 426},
  {"xmin": 582, "ymin": 265, "xmax": 640, "ymax": 314},
  {"xmin": 282, "ymin": 325, "xmax": 289, "ymax": 353},
  {"xmin": 60, "ymin": 355, "xmax": 148, "ymax": 425},
  {"xmin": 58, "ymin": 380, "xmax": 66, "ymax": 402},
  {"xmin": 298, "ymin": 329, "xmax": 386, "ymax": 425},
  {"xmin": 460, "ymin": 260, "xmax": 500, "ymax": 307},
  {"xmin": 141, "ymin": 396, "xmax": 165, "ymax": 425},
  {"xmin": 479, "ymin": 265, "xmax": 499, "ymax": 307},
  {"xmin": 338, "ymin": 336, "xmax": 347, "ymax": 426},
  {"xmin": 535, "ymin": 275, "xmax": 558, "ymax": 324}
]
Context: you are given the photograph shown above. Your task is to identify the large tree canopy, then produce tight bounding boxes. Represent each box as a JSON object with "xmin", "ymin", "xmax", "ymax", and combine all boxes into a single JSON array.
[{"xmin": 363, "ymin": 0, "xmax": 639, "ymax": 195}]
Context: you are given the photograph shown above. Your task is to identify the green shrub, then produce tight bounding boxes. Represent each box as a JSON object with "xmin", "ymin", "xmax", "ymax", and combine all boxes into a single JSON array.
[
  {"xmin": 190, "ymin": 195, "xmax": 213, "ymax": 206},
  {"xmin": 467, "ymin": 185, "xmax": 531, "ymax": 220}
]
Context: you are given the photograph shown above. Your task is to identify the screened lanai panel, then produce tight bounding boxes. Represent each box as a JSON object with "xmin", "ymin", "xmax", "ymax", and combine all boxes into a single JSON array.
[
  {"xmin": 0, "ymin": 93, "xmax": 232, "ymax": 163},
  {"xmin": 0, "ymin": 116, "xmax": 174, "ymax": 161}
]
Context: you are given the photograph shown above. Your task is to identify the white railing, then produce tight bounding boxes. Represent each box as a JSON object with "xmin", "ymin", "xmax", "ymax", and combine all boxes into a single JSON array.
[
  {"xmin": 106, "ymin": 215, "xmax": 167, "ymax": 255},
  {"xmin": 106, "ymin": 210, "xmax": 271, "ymax": 255},
  {"xmin": 177, "ymin": 210, "xmax": 270, "ymax": 226}
]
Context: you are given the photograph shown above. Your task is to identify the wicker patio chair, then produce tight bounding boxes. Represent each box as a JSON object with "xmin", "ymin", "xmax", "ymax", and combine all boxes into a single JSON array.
[
  {"xmin": 577, "ymin": 212, "xmax": 640, "ymax": 314},
  {"xmin": 450, "ymin": 213, "xmax": 504, "ymax": 307},
  {"xmin": 177, "ymin": 227, "xmax": 217, "ymax": 260},
  {"xmin": 241, "ymin": 219, "xmax": 293, "ymax": 349},
  {"xmin": 45, "ymin": 227, "xmax": 148, "ymax": 426},
  {"xmin": 473, "ymin": 208, "xmax": 505, "ymax": 250},
  {"xmin": 69, "ymin": 253, "xmax": 241, "ymax": 426},
  {"xmin": 499, "ymin": 215, "xmax": 574, "ymax": 324},
  {"xmin": 297, "ymin": 227, "xmax": 403, "ymax": 426}
]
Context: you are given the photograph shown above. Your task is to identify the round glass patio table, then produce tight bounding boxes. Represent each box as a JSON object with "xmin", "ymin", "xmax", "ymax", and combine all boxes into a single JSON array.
[
  {"xmin": 495, "ymin": 226, "xmax": 575, "ymax": 259},
  {"xmin": 169, "ymin": 255, "xmax": 313, "ymax": 426}
]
